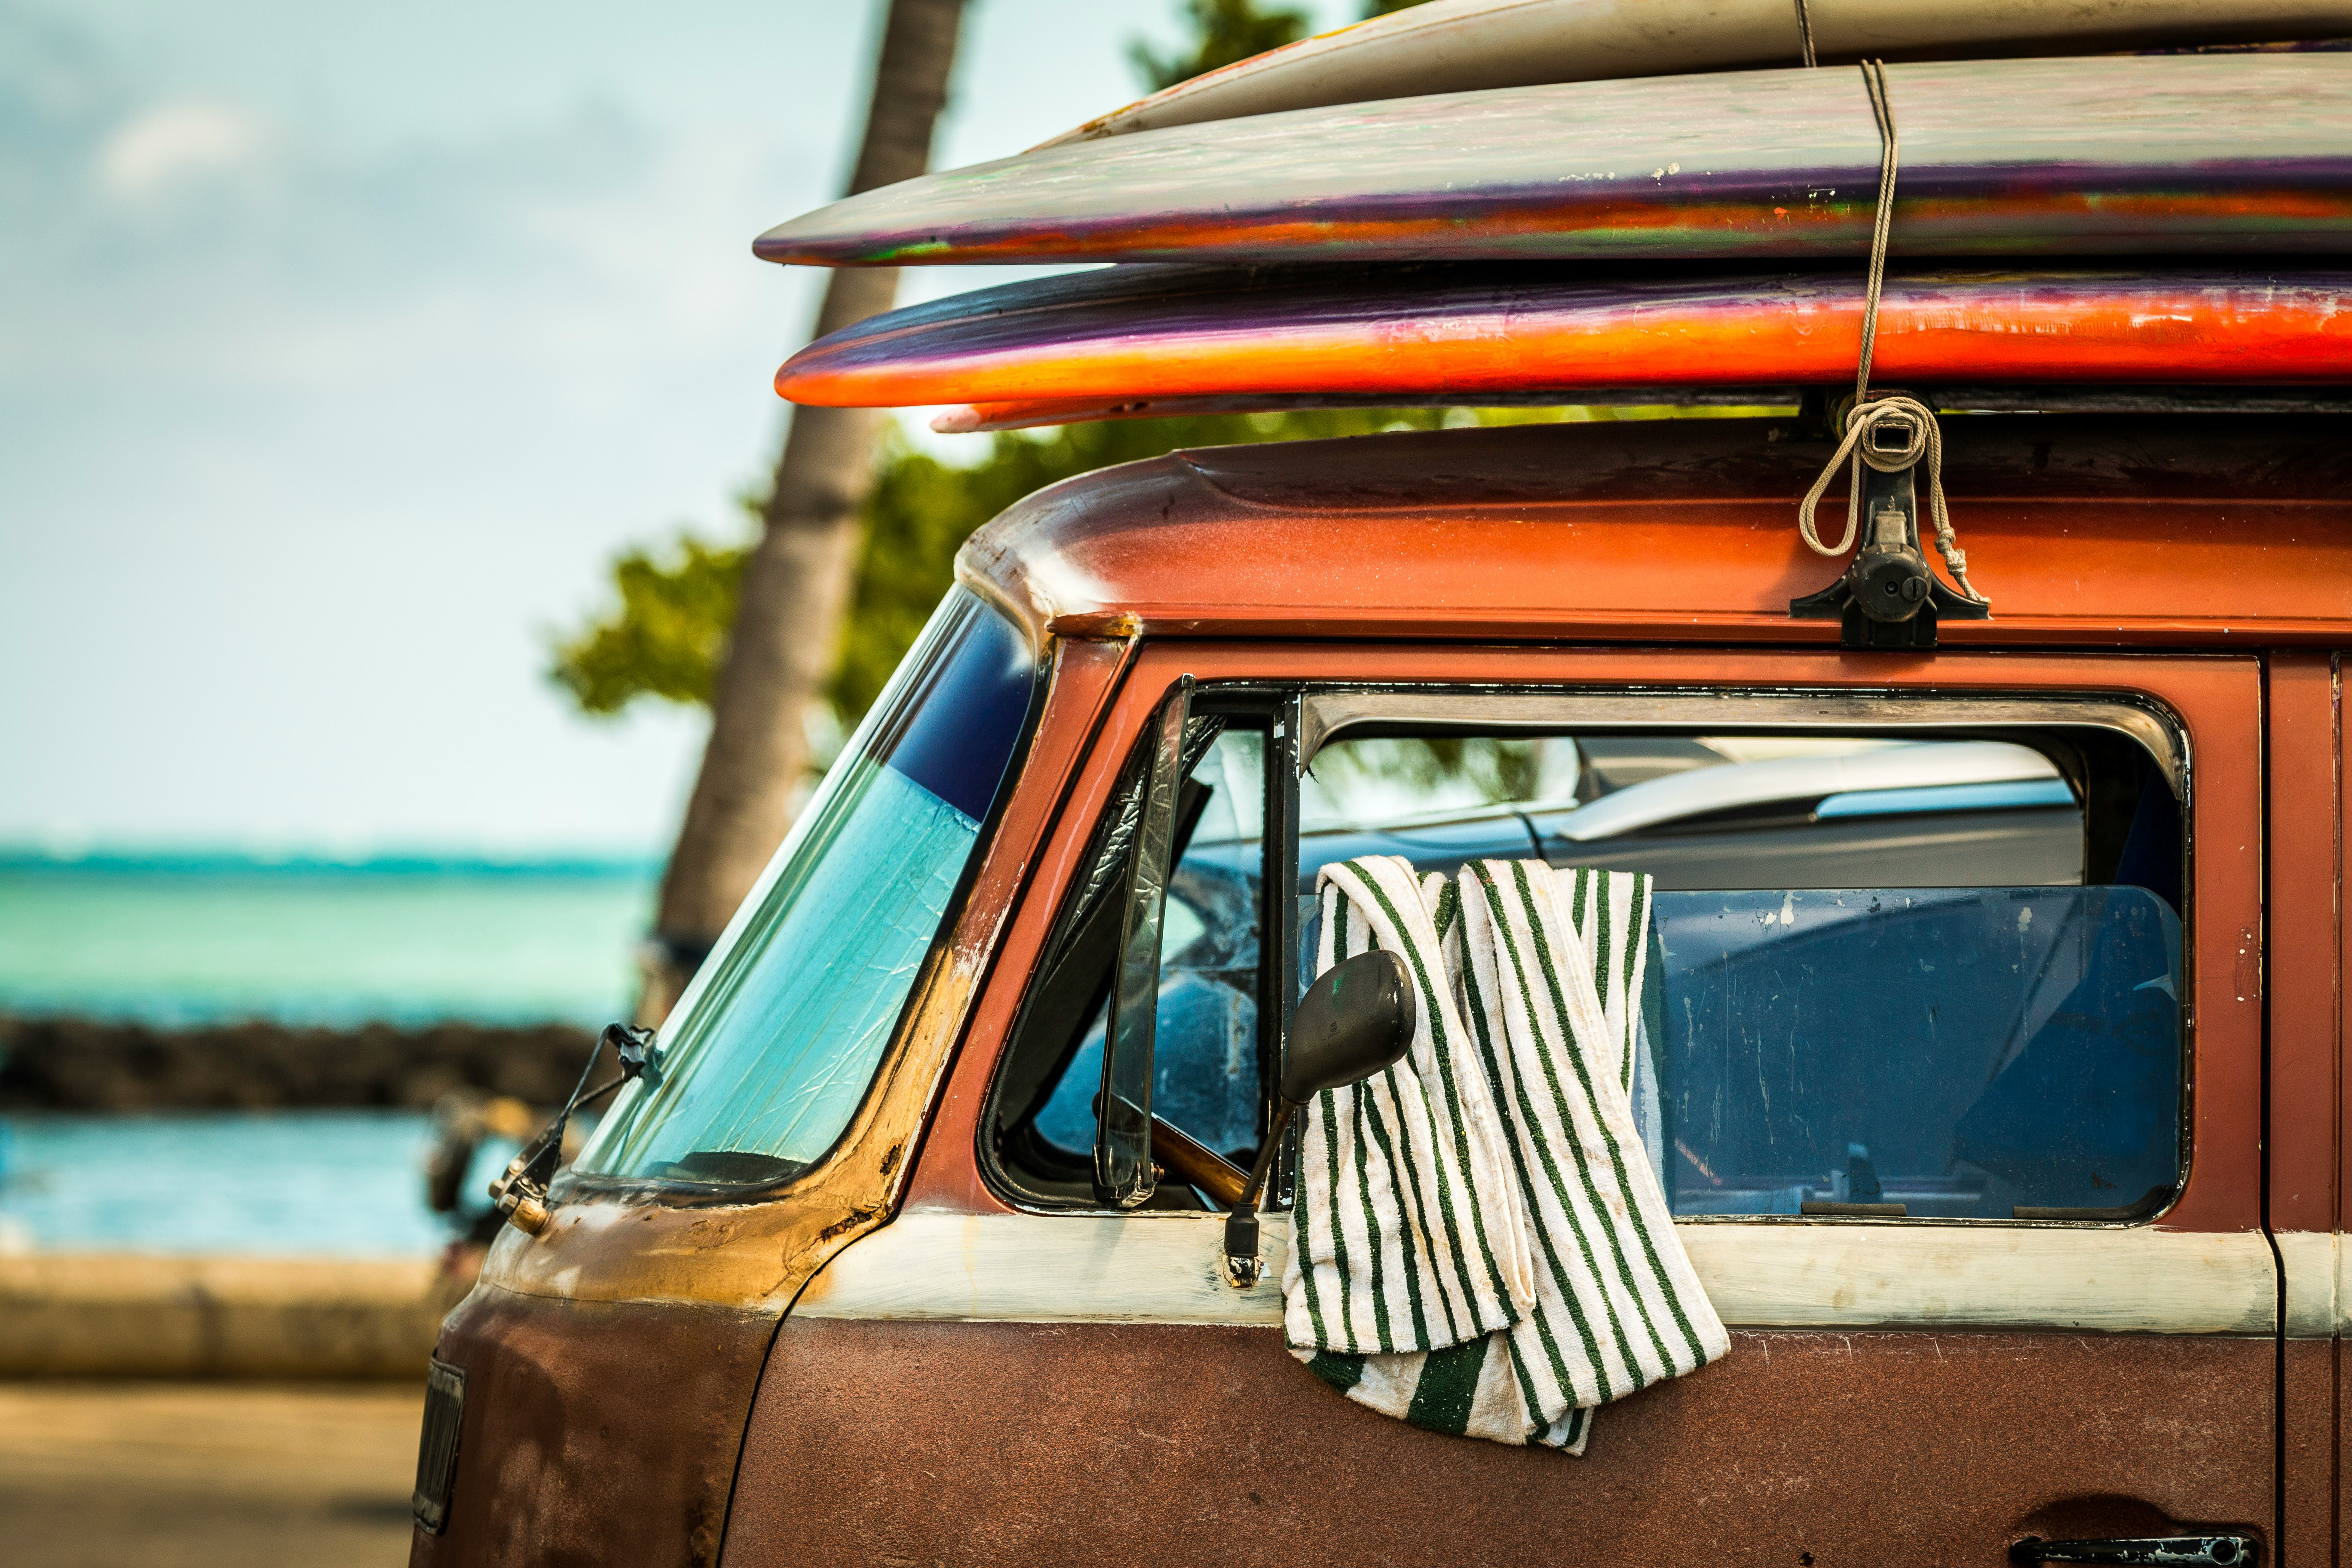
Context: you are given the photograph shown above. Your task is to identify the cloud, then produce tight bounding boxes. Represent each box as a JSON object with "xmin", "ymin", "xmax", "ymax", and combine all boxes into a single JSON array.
[{"xmin": 96, "ymin": 98, "xmax": 268, "ymax": 199}]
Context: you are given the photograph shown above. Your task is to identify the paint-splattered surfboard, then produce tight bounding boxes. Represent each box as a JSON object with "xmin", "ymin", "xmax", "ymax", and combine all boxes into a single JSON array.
[
  {"xmin": 773, "ymin": 263, "xmax": 2352, "ymax": 416},
  {"xmin": 923, "ymin": 386, "xmax": 2352, "ymax": 434},
  {"xmin": 754, "ymin": 55, "xmax": 2352, "ymax": 269},
  {"xmin": 1048, "ymin": 0, "xmax": 2352, "ymax": 146}
]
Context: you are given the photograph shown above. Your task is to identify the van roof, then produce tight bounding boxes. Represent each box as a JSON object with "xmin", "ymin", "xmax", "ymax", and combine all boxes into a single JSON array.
[{"xmin": 956, "ymin": 414, "xmax": 2352, "ymax": 649}]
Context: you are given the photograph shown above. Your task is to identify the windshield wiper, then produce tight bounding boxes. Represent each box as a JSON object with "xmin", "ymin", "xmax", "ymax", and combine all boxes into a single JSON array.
[{"xmin": 487, "ymin": 1023, "xmax": 655, "ymax": 1234}]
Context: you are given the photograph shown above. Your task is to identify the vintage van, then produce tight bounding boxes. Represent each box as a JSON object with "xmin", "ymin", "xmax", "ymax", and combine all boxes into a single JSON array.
[
  {"xmin": 409, "ymin": 408, "xmax": 2348, "ymax": 1566},
  {"xmin": 409, "ymin": 3, "xmax": 2352, "ymax": 1563}
]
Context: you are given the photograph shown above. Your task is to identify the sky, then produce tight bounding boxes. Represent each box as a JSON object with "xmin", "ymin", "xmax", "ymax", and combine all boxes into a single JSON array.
[{"xmin": 0, "ymin": 0, "xmax": 1356, "ymax": 859}]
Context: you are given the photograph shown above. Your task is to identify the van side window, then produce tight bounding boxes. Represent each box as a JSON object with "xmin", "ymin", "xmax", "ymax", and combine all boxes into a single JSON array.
[
  {"xmin": 1296, "ymin": 724, "xmax": 2184, "ymax": 1223},
  {"xmin": 990, "ymin": 723, "xmax": 1271, "ymax": 1207}
]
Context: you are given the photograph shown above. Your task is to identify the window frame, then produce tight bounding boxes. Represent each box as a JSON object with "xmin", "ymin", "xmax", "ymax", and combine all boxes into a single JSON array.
[{"xmin": 975, "ymin": 658, "xmax": 2209, "ymax": 1232}]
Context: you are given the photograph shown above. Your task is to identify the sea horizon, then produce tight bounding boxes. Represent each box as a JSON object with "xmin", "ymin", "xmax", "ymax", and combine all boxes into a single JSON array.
[
  {"xmin": 0, "ymin": 845, "xmax": 666, "ymax": 881},
  {"xmin": 1, "ymin": 847, "xmax": 662, "ymax": 1030}
]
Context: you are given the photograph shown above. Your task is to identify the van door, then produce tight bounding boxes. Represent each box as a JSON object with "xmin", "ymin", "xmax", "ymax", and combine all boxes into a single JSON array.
[
  {"xmin": 2271, "ymin": 650, "xmax": 2343, "ymax": 1563},
  {"xmin": 724, "ymin": 643, "xmax": 2274, "ymax": 1568}
]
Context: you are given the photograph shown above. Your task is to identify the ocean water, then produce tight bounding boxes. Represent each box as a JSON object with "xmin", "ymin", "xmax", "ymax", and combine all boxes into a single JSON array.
[
  {"xmin": 0, "ymin": 854, "xmax": 649, "ymax": 1252},
  {"xmin": 0, "ymin": 1111, "xmax": 516, "ymax": 1256},
  {"xmin": 0, "ymin": 856, "xmax": 657, "ymax": 1028}
]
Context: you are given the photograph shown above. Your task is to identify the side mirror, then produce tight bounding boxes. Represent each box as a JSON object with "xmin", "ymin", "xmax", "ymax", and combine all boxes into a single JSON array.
[
  {"xmin": 1283, "ymin": 949, "xmax": 1416, "ymax": 1103},
  {"xmin": 1224, "ymin": 949, "xmax": 1417, "ymax": 1285}
]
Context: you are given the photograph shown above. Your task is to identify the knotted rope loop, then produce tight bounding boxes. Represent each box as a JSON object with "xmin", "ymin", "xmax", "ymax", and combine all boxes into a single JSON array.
[{"xmin": 1797, "ymin": 395, "xmax": 1985, "ymax": 604}]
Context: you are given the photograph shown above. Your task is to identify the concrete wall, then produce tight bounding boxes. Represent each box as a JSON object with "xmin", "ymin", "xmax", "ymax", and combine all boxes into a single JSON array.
[{"xmin": 0, "ymin": 1255, "xmax": 461, "ymax": 1378}]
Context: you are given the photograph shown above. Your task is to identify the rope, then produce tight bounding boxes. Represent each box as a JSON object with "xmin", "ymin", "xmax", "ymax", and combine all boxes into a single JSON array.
[
  {"xmin": 1792, "ymin": 0, "xmax": 1817, "ymax": 68},
  {"xmin": 1795, "ymin": 61, "xmax": 1987, "ymax": 606},
  {"xmin": 1855, "ymin": 58, "xmax": 1896, "ymax": 405}
]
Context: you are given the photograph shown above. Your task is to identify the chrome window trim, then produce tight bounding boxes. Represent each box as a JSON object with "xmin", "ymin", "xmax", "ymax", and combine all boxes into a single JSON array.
[{"xmin": 1298, "ymin": 686, "xmax": 2187, "ymax": 802}]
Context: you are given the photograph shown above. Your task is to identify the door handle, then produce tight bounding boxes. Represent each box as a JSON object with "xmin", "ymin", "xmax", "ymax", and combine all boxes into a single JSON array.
[{"xmin": 2010, "ymin": 1537, "xmax": 2257, "ymax": 1566}]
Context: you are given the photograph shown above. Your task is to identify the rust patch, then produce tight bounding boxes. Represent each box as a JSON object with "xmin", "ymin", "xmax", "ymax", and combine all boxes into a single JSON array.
[
  {"xmin": 683, "ymin": 1219, "xmax": 740, "ymax": 1252},
  {"xmin": 816, "ymin": 1206, "xmax": 882, "ymax": 1246}
]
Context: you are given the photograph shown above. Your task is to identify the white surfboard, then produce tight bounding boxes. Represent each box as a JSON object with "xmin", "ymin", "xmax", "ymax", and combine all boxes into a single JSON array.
[
  {"xmin": 755, "ymin": 55, "xmax": 2352, "ymax": 270},
  {"xmin": 1044, "ymin": 0, "xmax": 2352, "ymax": 147}
]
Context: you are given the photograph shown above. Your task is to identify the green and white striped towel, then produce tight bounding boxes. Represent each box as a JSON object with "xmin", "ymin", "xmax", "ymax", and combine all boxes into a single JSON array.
[
  {"xmin": 1281, "ymin": 855, "xmax": 1534, "ymax": 1364},
  {"xmin": 1285, "ymin": 854, "xmax": 1729, "ymax": 1452}
]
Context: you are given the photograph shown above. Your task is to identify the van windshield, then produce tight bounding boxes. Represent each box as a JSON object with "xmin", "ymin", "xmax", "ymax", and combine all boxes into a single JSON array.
[{"xmin": 575, "ymin": 588, "xmax": 1037, "ymax": 1187}]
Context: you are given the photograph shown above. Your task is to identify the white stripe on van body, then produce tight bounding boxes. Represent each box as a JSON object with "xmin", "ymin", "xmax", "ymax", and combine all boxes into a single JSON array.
[
  {"xmin": 794, "ymin": 1211, "xmax": 2278, "ymax": 1336},
  {"xmin": 2278, "ymin": 1230, "xmax": 2343, "ymax": 1338}
]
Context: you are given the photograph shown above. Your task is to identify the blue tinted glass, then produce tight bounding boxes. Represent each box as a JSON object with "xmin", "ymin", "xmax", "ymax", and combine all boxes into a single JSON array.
[
  {"xmin": 1650, "ymin": 887, "xmax": 2180, "ymax": 1219},
  {"xmin": 873, "ymin": 608, "xmax": 1037, "ymax": 820},
  {"xmin": 1032, "ymin": 1038, "xmax": 1099, "ymax": 1153},
  {"xmin": 1033, "ymin": 731, "xmax": 1266, "ymax": 1167},
  {"xmin": 577, "ymin": 591, "xmax": 1035, "ymax": 1185}
]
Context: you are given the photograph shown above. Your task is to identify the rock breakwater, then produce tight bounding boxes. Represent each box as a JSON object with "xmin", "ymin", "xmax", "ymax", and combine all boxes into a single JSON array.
[{"xmin": 0, "ymin": 1015, "xmax": 598, "ymax": 1112}]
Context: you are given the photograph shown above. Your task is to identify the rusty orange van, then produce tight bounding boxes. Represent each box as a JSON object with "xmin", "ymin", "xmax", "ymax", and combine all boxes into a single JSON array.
[
  {"xmin": 410, "ymin": 407, "xmax": 2349, "ymax": 1566},
  {"xmin": 409, "ymin": 5, "xmax": 2352, "ymax": 1562}
]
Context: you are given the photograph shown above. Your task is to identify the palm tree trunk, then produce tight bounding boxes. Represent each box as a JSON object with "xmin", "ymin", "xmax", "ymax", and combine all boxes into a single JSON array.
[{"xmin": 640, "ymin": 0, "xmax": 967, "ymax": 1022}]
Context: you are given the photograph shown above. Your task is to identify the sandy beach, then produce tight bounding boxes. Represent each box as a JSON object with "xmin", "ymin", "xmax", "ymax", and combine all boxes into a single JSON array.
[{"xmin": 0, "ymin": 1381, "xmax": 423, "ymax": 1567}]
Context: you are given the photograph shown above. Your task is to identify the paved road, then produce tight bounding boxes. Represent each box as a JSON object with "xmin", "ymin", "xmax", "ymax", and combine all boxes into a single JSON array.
[{"xmin": 0, "ymin": 1381, "xmax": 423, "ymax": 1567}]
